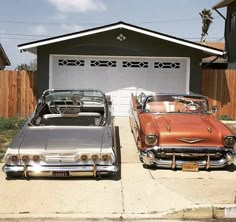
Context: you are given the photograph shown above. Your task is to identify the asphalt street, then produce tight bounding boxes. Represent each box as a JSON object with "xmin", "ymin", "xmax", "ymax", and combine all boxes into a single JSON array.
[{"xmin": 0, "ymin": 117, "xmax": 235, "ymax": 221}]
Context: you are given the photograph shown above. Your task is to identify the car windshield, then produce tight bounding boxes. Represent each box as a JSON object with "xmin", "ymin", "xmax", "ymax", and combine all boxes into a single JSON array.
[
  {"xmin": 144, "ymin": 95, "xmax": 209, "ymax": 114},
  {"xmin": 44, "ymin": 89, "xmax": 105, "ymax": 104},
  {"xmin": 31, "ymin": 89, "xmax": 107, "ymax": 126}
]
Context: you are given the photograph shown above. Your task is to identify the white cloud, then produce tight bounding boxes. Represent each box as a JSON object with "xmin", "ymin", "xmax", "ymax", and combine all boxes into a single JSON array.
[
  {"xmin": 60, "ymin": 24, "xmax": 83, "ymax": 33},
  {"xmin": 48, "ymin": 0, "xmax": 107, "ymax": 13},
  {"xmin": 31, "ymin": 25, "xmax": 48, "ymax": 36}
]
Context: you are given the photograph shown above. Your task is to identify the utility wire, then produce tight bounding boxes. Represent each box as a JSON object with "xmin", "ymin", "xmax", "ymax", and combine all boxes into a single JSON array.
[
  {"xmin": 0, "ymin": 17, "xmax": 224, "ymax": 41},
  {"xmin": 0, "ymin": 19, "xmax": 100, "ymax": 26},
  {"xmin": 0, "ymin": 17, "xmax": 222, "ymax": 26},
  {"xmin": 0, "ymin": 33, "xmax": 51, "ymax": 37},
  {"xmin": 0, "ymin": 37, "xmax": 38, "ymax": 40},
  {"xmin": 0, "ymin": 36, "xmax": 224, "ymax": 41}
]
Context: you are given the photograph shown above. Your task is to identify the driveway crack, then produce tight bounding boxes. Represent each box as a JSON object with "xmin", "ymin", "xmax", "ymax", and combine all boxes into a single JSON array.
[{"xmin": 120, "ymin": 179, "xmax": 125, "ymax": 215}]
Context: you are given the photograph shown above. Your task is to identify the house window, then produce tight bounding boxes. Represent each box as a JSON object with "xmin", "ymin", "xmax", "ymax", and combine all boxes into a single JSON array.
[
  {"xmin": 230, "ymin": 11, "xmax": 236, "ymax": 32},
  {"xmin": 154, "ymin": 62, "xmax": 180, "ymax": 69},
  {"xmin": 58, "ymin": 59, "xmax": 84, "ymax": 66},
  {"xmin": 122, "ymin": 61, "xmax": 148, "ymax": 68},
  {"xmin": 91, "ymin": 60, "xmax": 116, "ymax": 67}
]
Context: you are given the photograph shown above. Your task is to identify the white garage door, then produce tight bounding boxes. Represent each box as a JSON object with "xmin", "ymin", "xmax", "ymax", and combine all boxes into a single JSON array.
[{"xmin": 50, "ymin": 55, "xmax": 190, "ymax": 116}]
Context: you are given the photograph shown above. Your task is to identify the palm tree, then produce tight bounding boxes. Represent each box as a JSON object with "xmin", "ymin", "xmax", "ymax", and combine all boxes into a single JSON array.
[{"xmin": 199, "ymin": 9, "xmax": 213, "ymax": 42}]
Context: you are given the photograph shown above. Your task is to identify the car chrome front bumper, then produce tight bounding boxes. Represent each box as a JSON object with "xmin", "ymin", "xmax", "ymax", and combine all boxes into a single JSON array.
[
  {"xmin": 140, "ymin": 147, "xmax": 236, "ymax": 169},
  {"xmin": 2, "ymin": 164, "xmax": 118, "ymax": 178}
]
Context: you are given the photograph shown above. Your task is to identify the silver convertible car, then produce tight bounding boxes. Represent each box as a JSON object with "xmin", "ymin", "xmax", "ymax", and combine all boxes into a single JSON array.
[{"xmin": 2, "ymin": 89, "xmax": 120, "ymax": 179}]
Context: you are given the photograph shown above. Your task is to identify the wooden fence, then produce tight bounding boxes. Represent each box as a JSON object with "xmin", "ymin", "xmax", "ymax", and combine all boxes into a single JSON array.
[
  {"xmin": 0, "ymin": 69, "xmax": 236, "ymax": 119},
  {"xmin": 0, "ymin": 70, "xmax": 37, "ymax": 118},
  {"xmin": 201, "ymin": 69, "xmax": 236, "ymax": 120}
]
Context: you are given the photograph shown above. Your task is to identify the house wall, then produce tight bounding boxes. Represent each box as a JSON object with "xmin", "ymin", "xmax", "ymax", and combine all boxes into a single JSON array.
[
  {"xmin": 0, "ymin": 56, "xmax": 5, "ymax": 70},
  {"xmin": 37, "ymin": 29, "xmax": 203, "ymax": 97},
  {"xmin": 225, "ymin": 0, "xmax": 236, "ymax": 68}
]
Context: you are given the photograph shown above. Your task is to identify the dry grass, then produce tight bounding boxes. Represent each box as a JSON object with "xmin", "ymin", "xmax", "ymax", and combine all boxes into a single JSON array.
[{"xmin": 0, "ymin": 129, "xmax": 19, "ymax": 161}]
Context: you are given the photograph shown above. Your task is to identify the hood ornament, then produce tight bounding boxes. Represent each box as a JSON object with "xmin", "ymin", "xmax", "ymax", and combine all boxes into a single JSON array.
[
  {"xmin": 166, "ymin": 125, "xmax": 171, "ymax": 133},
  {"xmin": 207, "ymin": 127, "xmax": 212, "ymax": 133},
  {"xmin": 177, "ymin": 138, "xmax": 204, "ymax": 144}
]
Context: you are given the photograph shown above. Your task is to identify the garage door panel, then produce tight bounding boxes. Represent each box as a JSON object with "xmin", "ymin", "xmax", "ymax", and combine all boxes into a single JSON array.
[{"xmin": 50, "ymin": 55, "xmax": 189, "ymax": 116}]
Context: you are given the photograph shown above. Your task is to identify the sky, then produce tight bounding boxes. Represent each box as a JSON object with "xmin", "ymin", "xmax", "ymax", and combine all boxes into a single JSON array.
[{"xmin": 0, "ymin": 0, "xmax": 226, "ymax": 70}]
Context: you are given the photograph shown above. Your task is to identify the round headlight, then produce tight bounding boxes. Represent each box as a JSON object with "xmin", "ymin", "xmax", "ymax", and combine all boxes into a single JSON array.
[
  {"xmin": 224, "ymin": 136, "xmax": 236, "ymax": 148},
  {"xmin": 145, "ymin": 134, "xmax": 158, "ymax": 146}
]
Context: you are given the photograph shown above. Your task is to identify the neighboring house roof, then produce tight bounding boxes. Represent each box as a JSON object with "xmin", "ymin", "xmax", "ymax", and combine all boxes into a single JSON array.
[
  {"xmin": 201, "ymin": 42, "xmax": 227, "ymax": 64},
  {"xmin": 202, "ymin": 42, "xmax": 225, "ymax": 50},
  {"xmin": 212, "ymin": 0, "xmax": 234, "ymax": 9},
  {"xmin": 18, "ymin": 21, "xmax": 225, "ymax": 56},
  {"xmin": 0, "ymin": 43, "xmax": 11, "ymax": 67}
]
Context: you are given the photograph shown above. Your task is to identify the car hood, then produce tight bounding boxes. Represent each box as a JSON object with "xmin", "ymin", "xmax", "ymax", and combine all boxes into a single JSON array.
[
  {"xmin": 11, "ymin": 126, "xmax": 111, "ymax": 151},
  {"xmin": 148, "ymin": 114, "xmax": 232, "ymax": 146}
]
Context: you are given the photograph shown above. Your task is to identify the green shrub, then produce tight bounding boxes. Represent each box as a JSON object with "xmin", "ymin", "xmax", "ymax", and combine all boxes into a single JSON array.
[
  {"xmin": 218, "ymin": 115, "xmax": 234, "ymax": 121},
  {"xmin": 0, "ymin": 117, "xmax": 26, "ymax": 129}
]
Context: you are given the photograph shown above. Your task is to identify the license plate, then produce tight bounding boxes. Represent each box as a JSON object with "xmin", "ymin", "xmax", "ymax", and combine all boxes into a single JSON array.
[
  {"xmin": 182, "ymin": 163, "xmax": 199, "ymax": 172},
  {"xmin": 52, "ymin": 171, "xmax": 70, "ymax": 177}
]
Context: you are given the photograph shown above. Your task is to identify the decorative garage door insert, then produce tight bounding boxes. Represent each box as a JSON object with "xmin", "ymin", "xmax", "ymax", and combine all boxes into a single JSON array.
[{"xmin": 50, "ymin": 55, "xmax": 190, "ymax": 116}]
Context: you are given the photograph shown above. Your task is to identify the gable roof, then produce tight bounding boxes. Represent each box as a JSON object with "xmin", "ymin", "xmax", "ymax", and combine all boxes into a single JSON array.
[
  {"xmin": 212, "ymin": 0, "xmax": 234, "ymax": 9},
  {"xmin": 18, "ymin": 21, "xmax": 225, "ymax": 56},
  {"xmin": 0, "ymin": 44, "xmax": 11, "ymax": 67}
]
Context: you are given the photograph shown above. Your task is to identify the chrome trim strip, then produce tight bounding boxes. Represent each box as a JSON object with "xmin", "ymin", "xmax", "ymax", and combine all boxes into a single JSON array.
[
  {"xmin": 143, "ymin": 146, "xmax": 235, "ymax": 155},
  {"xmin": 140, "ymin": 149, "xmax": 236, "ymax": 169},
  {"xmin": 2, "ymin": 164, "xmax": 118, "ymax": 177},
  {"xmin": 141, "ymin": 154, "xmax": 232, "ymax": 169},
  {"xmin": 177, "ymin": 138, "xmax": 204, "ymax": 144}
]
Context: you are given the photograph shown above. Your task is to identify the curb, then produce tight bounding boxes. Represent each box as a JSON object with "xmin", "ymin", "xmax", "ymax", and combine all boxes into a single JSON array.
[
  {"xmin": 161, "ymin": 204, "xmax": 236, "ymax": 219},
  {"xmin": 221, "ymin": 121, "xmax": 236, "ymax": 124},
  {"xmin": 0, "ymin": 205, "xmax": 235, "ymax": 221}
]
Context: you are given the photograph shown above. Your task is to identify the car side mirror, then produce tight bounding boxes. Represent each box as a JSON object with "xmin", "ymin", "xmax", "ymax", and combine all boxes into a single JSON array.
[
  {"xmin": 211, "ymin": 106, "xmax": 218, "ymax": 113},
  {"xmin": 38, "ymin": 98, "xmax": 43, "ymax": 104},
  {"xmin": 136, "ymin": 103, "xmax": 142, "ymax": 109}
]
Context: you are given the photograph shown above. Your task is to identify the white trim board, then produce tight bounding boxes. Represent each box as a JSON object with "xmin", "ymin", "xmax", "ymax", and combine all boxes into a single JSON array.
[{"xmin": 19, "ymin": 22, "xmax": 224, "ymax": 56}]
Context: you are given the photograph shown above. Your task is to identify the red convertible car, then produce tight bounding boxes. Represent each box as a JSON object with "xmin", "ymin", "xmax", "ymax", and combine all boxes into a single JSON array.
[{"xmin": 130, "ymin": 92, "xmax": 236, "ymax": 171}]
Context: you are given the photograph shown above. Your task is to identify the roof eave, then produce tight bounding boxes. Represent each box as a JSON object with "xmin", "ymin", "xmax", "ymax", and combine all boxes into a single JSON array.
[
  {"xmin": 0, "ymin": 44, "xmax": 11, "ymax": 66},
  {"xmin": 212, "ymin": 0, "xmax": 234, "ymax": 9},
  {"xmin": 18, "ymin": 22, "xmax": 225, "ymax": 56},
  {"xmin": 18, "ymin": 22, "xmax": 125, "ymax": 51}
]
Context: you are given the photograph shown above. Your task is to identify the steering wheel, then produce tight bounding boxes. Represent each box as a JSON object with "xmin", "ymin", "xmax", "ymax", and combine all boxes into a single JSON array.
[
  {"xmin": 48, "ymin": 98, "xmax": 82, "ymax": 114},
  {"xmin": 184, "ymin": 101, "xmax": 200, "ymax": 112}
]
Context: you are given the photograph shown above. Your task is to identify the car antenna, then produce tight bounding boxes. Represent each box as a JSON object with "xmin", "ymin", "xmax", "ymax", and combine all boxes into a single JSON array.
[{"xmin": 135, "ymin": 87, "xmax": 140, "ymax": 97}]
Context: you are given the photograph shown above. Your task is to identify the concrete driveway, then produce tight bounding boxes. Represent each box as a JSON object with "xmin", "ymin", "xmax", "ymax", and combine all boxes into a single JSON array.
[{"xmin": 0, "ymin": 117, "xmax": 236, "ymax": 221}]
